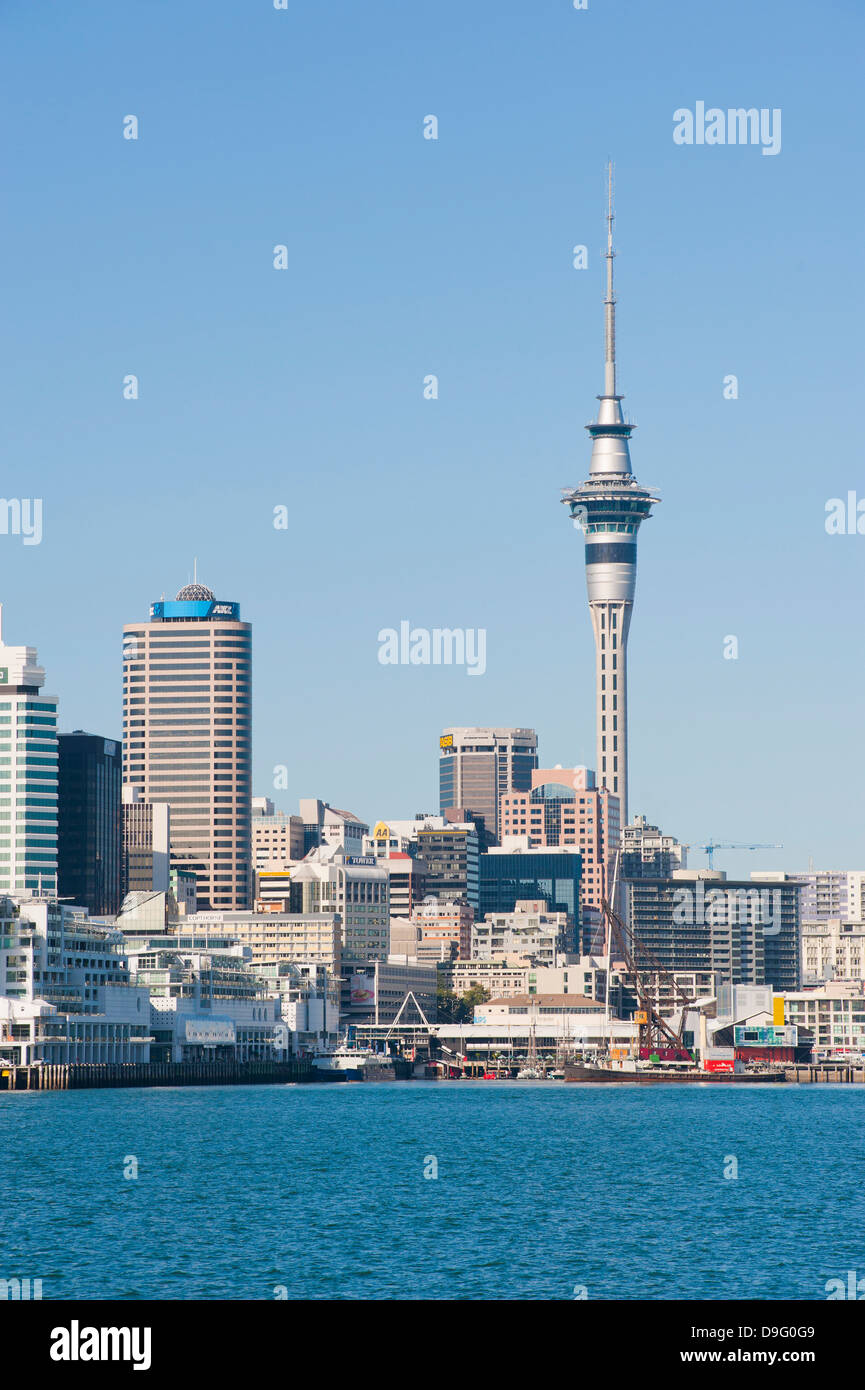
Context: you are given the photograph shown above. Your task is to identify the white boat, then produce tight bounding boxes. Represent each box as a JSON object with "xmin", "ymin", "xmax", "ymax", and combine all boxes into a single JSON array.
[
  {"xmin": 516, "ymin": 1066, "xmax": 543, "ymax": 1080},
  {"xmin": 311, "ymin": 1043, "xmax": 396, "ymax": 1081}
]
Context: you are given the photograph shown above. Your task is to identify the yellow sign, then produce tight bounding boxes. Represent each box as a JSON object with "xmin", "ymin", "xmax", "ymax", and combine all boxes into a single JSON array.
[
  {"xmin": 373, "ymin": 821, "xmax": 390, "ymax": 840},
  {"xmin": 635, "ymin": 1010, "xmax": 649, "ymax": 1025},
  {"xmin": 772, "ymin": 996, "xmax": 785, "ymax": 1026},
  {"xmin": 439, "ymin": 734, "xmax": 453, "ymax": 748}
]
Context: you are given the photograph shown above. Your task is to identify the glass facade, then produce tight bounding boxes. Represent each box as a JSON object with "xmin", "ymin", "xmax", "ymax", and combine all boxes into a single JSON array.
[{"xmin": 479, "ymin": 851, "xmax": 582, "ymax": 930}]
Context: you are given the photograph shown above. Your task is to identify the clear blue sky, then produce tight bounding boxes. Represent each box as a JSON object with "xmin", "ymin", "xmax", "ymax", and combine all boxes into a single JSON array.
[{"xmin": 1, "ymin": 0, "xmax": 863, "ymax": 878}]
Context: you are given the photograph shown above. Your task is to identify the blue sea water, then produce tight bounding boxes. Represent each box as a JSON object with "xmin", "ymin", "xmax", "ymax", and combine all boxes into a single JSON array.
[{"xmin": 0, "ymin": 1081, "xmax": 862, "ymax": 1301}]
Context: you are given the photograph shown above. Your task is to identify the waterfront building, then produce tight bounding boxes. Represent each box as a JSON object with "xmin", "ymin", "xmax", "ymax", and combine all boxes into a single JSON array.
[
  {"xmin": 476, "ymin": 992, "xmax": 606, "ymax": 1022},
  {"xmin": 782, "ymin": 981, "xmax": 865, "ymax": 1056},
  {"xmin": 479, "ymin": 847, "xmax": 582, "ymax": 939},
  {"xmin": 471, "ymin": 900, "xmax": 576, "ymax": 966},
  {"xmin": 500, "ymin": 766, "xmax": 620, "ymax": 944},
  {"xmin": 627, "ymin": 870, "xmax": 799, "ymax": 991},
  {"xmin": 122, "ymin": 580, "xmax": 252, "ymax": 912},
  {"xmin": 439, "ymin": 727, "xmax": 538, "ymax": 843},
  {"xmin": 121, "ymin": 785, "xmax": 171, "ymax": 896},
  {"xmin": 0, "ymin": 610, "xmax": 58, "ymax": 897},
  {"xmin": 299, "ymin": 799, "xmax": 368, "ymax": 857},
  {"xmin": 800, "ymin": 918, "xmax": 865, "ymax": 985},
  {"xmin": 791, "ymin": 871, "xmax": 865, "ymax": 923},
  {"xmin": 411, "ymin": 897, "xmax": 474, "ymax": 960},
  {"xmin": 560, "ymin": 169, "xmax": 660, "ymax": 824},
  {"xmin": 435, "ymin": 1010, "xmax": 637, "ymax": 1066},
  {"xmin": 57, "ymin": 732, "xmax": 122, "ymax": 917},
  {"xmin": 124, "ymin": 933, "xmax": 277, "ymax": 1063},
  {"xmin": 415, "ymin": 823, "xmax": 479, "ymax": 914},
  {"xmin": 252, "ymin": 797, "xmax": 304, "ymax": 870},
  {"xmin": 291, "ymin": 844, "xmax": 389, "ymax": 962},
  {"xmin": 621, "ymin": 814, "xmax": 687, "ymax": 878},
  {"xmin": 256, "ymin": 960, "xmax": 339, "ymax": 1052},
  {"xmin": 0, "ymin": 897, "xmax": 150, "ymax": 1065},
  {"xmin": 341, "ymin": 956, "xmax": 437, "ymax": 1026}
]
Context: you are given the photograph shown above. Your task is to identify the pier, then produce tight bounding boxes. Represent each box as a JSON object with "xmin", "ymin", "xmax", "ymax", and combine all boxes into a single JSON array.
[
  {"xmin": 784, "ymin": 1064, "xmax": 865, "ymax": 1084},
  {"xmin": 0, "ymin": 1058, "xmax": 323, "ymax": 1092}
]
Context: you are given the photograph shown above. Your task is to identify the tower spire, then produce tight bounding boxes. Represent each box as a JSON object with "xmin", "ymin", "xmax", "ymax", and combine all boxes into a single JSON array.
[{"xmin": 604, "ymin": 159, "xmax": 616, "ymax": 399}]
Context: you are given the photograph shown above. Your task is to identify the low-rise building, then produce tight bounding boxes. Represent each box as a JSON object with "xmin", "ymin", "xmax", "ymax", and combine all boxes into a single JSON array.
[
  {"xmin": 124, "ymin": 932, "xmax": 279, "ymax": 1063},
  {"xmin": 341, "ymin": 957, "xmax": 437, "ymax": 1026},
  {"xmin": 447, "ymin": 959, "xmax": 530, "ymax": 999}
]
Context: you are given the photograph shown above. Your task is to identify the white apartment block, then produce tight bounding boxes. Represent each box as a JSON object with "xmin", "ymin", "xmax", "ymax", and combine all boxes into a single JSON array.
[
  {"xmin": 471, "ymin": 900, "xmax": 573, "ymax": 965},
  {"xmin": 783, "ymin": 982, "xmax": 865, "ymax": 1056},
  {"xmin": 800, "ymin": 918, "xmax": 865, "ymax": 985},
  {"xmin": 0, "ymin": 609, "xmax": 58, "ymax": 897}
]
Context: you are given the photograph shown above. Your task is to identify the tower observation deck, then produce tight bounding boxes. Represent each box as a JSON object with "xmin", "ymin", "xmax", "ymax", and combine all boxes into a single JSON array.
[{"xmin": 561, "ymin": 165, "xmax": 659, "ymax": 825}]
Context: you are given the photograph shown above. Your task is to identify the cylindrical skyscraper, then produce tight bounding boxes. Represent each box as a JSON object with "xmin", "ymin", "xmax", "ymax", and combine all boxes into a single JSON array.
[
  {"xmin": 122, "ymin": 581, "xmax": 252, "ymax": 910},
  {"xmin": 562, "ymin": 167, "xmax": 659, "ymax": 826}
]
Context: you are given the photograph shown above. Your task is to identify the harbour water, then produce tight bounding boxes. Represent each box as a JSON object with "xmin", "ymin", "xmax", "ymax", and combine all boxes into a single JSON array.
[{"xmin": 1, "ymin": 1082, "xmax": 862, "ymax": 1301}]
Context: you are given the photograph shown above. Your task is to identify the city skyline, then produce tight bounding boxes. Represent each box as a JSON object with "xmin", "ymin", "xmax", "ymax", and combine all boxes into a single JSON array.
[{"xmin": 1, "ymin": 0, "xmax": 863, "ymax": 877}]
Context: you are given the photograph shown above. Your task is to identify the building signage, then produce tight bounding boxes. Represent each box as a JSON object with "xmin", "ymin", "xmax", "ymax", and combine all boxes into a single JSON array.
[
  {"xmin": 347, "ymin": 856, "xmax": 376, "ymax": 867},
  {"xmin": 733, "ymin": 1025, "xmax": 796, "ymax": 1047},
  {"xmin": 150, "ymin": 600, "xmax": 240, "ymax": 621},
  {"xmin": 184, "ymin": 1018, "xmax": 236, "ymax": 1044},
  {"xmin": 350, "ymin": 974, "xmax": 376, "ymax": 1005},
  {"xmin": 0, "ymin": 668, "xmax": 7, "ymax": 684},
  {"xmin": 439, "ymin": 734, "xmax": 454, "ymax": 748}
]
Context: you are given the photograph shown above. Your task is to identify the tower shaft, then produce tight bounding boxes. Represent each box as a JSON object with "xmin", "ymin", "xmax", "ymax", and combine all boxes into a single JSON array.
[{"xmin": 561, "ymin": 164, "xmax": 659, "ymax": 831}]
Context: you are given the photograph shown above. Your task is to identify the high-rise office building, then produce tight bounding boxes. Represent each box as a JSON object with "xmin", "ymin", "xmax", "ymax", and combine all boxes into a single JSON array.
[
  {"xmin": 415, "ymin": 822, "xmax": 480, "ymax": 914},
  {"xmin": 499, "ymin": 766, "xmax": 620, "ymax": 923},
  {"xmin": 57, "ymin": 731, "xmax": 123, "ymax": 916},
  {"xmin": 0, "ymin": 608, "xmax": 58, "ymax": 897},
  {"xmin": 561, "ymin": 168, "xmax": 659, "ymax": 823},
  {"xmin": 121, "ymin": 785, "xmax": 171, "ymax": 896},
  {"xmin": 479, "ymin": 847, "xmax": 582, "ymax": 939},
  {"xmin": 122, "ymin": 581, "xmax": 252, "ymax": 911},
  {"xmin": 439, "ymin": 727, "xmax": 538, "ymax": 843}
]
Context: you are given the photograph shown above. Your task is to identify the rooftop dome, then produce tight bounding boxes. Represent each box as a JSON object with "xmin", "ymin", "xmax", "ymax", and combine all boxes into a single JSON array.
[{"xmin": 175, "ymin": 583, "xmax": 215, "ymax": 602}]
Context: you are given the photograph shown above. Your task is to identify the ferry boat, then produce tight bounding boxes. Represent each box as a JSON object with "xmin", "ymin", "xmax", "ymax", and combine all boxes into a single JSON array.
[{"xmin": 311, "ymin": 1044, "xmax": 397, "ymax": 1082}]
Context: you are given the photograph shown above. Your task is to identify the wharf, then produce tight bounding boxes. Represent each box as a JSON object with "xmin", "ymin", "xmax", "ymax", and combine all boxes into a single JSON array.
[
  {"xmin": 785, "ymin": 1064, "xmax": 865, "ymax": 1084},
  {"xmin": 0, "ymin": 1059, "xmax": 324, "ymax": 1092}
]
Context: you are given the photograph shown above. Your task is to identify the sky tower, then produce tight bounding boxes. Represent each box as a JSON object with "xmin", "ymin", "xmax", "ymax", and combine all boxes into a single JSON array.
[{"xmin": 562, "ymin": 165, "xmax": 659, "ymax": 826}]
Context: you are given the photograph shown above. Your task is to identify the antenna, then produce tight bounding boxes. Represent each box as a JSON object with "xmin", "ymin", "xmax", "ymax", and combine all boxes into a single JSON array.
[{"xmin": 604, "ymin": 158, "xmax": 616, "ymax": 398}]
